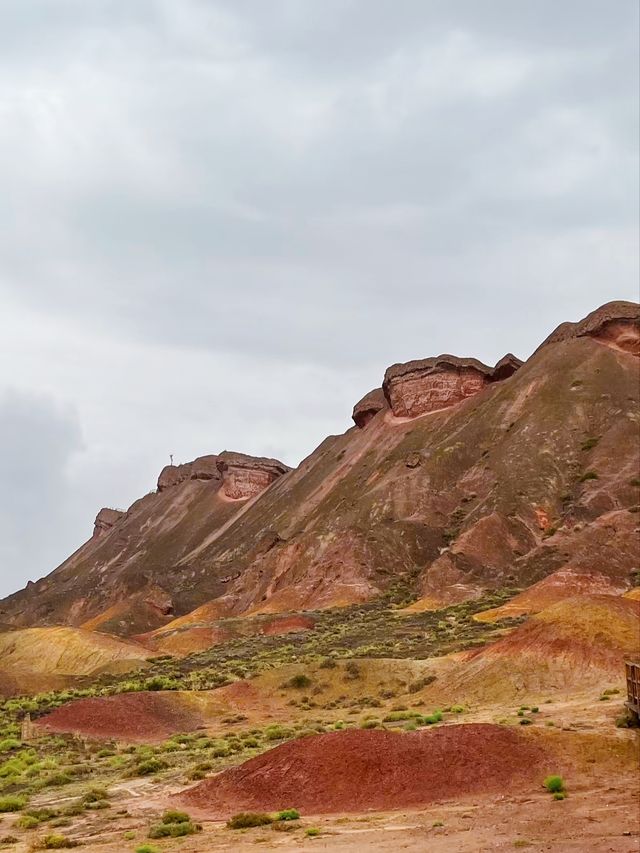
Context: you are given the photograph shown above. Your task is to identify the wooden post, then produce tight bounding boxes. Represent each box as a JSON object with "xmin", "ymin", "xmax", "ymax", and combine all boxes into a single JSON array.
[{"xmin": 21, "ymin": 713, "xmax": 34, "ymax": 742}]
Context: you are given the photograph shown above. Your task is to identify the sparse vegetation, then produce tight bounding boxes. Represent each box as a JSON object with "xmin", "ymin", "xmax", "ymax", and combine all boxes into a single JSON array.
[
  {"xmin": 227, "ymin": 812, "xmax": 274, "ymax": 829},
  {"xmin": 0, "ymin": 795, "xmax": 26, "ymax": 812},
  {"xmin": 543, "ymin": 775, "xmax": 565, "ymax": 794},
  {"xmin": 275, "ymin": 808, "xmax": 300, "ymax": 821}
]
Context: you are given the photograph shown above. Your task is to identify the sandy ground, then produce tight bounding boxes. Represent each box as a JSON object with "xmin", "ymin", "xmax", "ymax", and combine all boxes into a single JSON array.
[{"xmin": 15, "ymin": 782, "xmax": 637, "ymax": 852}]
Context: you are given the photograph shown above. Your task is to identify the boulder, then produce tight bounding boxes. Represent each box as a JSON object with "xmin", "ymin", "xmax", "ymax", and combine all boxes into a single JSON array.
[
  {"xmin": 216, "ymin": 451, "xmax": 291, "ymax": 500},
  {"xmin": 93, "ymin": 508, "xmax": 124, "ymax": 538},
  {"xmin": 352, "ymin": 388, "xmax": 387, "ymax": 428}
]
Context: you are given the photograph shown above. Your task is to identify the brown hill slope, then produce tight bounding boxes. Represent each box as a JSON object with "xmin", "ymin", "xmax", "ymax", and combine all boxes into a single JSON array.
[{"xmin": 0, "ymin": 301, "xmax": 638, "ymax": 637}]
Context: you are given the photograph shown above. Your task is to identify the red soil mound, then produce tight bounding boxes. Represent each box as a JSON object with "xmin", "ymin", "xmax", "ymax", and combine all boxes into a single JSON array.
[
  {"xmin": 39, "ymin": 691, "xmax": 203, "ymax": 741},
  {"xmin": 182, "ymin": 724, "xmax": 550, "ymax": 816}
]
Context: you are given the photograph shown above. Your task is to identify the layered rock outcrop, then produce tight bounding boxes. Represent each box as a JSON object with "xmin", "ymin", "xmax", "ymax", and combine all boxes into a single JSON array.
[
  {"xmin": 537, "ymin": 300, "xmax": 640, "ymax": 356},
  {"xmin": 382, "ymin": 356, "xmax": 491, "ymax": 418},
  {"xmin": 93, "ymin": 508, "xmax": 124, "ymax": 538},
  {"xmin": 352, "ymin": 388, "xmax": 387, "ymax": 428},
  {"xmin": 157, "ymin": 455, "xmax": 221, "ymax": 491},
  {"xmin": 217, "ymin": 452, "xmax": 291, "ymax": 500},
  {"xmin": 382, "ymin": 353, "xmax": 524, "ymax": 418}
]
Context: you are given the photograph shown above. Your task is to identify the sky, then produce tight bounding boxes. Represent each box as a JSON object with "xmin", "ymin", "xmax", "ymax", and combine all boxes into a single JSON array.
[{"xmin": 0, "ymin": 0, "xmax": 638, "ymax": 598}]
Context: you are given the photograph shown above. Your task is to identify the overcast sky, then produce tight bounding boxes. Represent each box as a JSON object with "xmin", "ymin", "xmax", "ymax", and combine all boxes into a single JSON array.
[{"xmin": 0, "ymin": 0, "xmax": 638, "ymax": 598}]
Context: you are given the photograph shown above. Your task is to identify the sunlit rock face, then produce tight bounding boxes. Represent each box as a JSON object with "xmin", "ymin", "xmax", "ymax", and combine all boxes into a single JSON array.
[
  {"xmin": 93, "ymin": 508, "xmax": 124, "ymax": 538},
  {"xmin": 537, "ymin": 300, "xmax": 640, "ymax": 357},
  {"xmin": 216, "ymin": 452, "xmax": 291, "ymax": 500},
  {"xmin": 352, "ymin": 388, "xmax": 387, "ymax": 428}
]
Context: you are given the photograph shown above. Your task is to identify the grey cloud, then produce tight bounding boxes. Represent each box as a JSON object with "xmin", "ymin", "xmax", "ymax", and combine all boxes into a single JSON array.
[
  {"xmin": 0, "ymin": 0, "xmax": 637, "ymax": 593},
  {"xmin": 0, "ymin": 390, "xmax": 84, "ymax": 597}
]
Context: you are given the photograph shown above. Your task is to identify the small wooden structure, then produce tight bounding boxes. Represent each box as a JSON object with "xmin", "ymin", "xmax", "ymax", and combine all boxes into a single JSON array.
[
  {"xmin": 625, "ymin": 660, "xmax": 640, "ymax": 723},
  {"xmin": 20, "ymin": 713, "xmax": 34, "ymax": 742}
]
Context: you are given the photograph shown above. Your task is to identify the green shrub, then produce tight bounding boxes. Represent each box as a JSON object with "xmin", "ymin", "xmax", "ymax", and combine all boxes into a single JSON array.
[
  {"xmin": 136, "ymin": 846, "xmax": 159, "ymax": 853},
  {"xmin": 38, "ymin": 836, "xmax": 79, "ymax": 849},
  {"xmin": 227, "ymin": 812, "xmax": 274, "ymax": 829},
  {"xmin": 286, "ymin": 674, "xmax": 312, "ymax": 689},
  {"xmin": 543, "ymin": 775, "xmax": 565, "ymax": 794},
  {"xmin": 360, "ymin": 719, "xmax": 380, "ymax": 729},
  {"xmin": 0, "ymin": 738, "xmax": 21, "ymax": 753},
  {"xmin": 81, "ymin": 786, "xmax": 109, "ymax": 804},
  {"xmin": 553, "ymin": 791, "xmax": 567, "ymax": 801},
  {"xmin": 450, "ymin": 704, "xmax": 465, "ymax": 714},
  {"xmin": 407, "ymin": 675, "xmax": 436, "ymax": 693},
  {"xmin": 133, "ymin": 758, "xmax": 167, "ymax": 776},
  {"xmin": 344, "ymin": 661, "xmax": 361, "ymax": 680},
  {"xmin": 519, "ymin": 718, "xmax": 533, "ymax": 726},
  {"xmin": 160, "ymin": 810, "xmax": 191, "ymax": 824},
  {"xmin": 0, "ymin": 795, "xmax": 26, "ymax": 812},
  {"xmin": 148, "ymin": 820, "xmax": 200, "ymax": 838},
  {"xmin": 15, "ymin": 814, "xmax": 40, "ymax": 829},
  {"xmin": 275, "ymin": 808, "xmax": 300, "ymax": 821},
  {"xmin": 306, "ymin": 827, "xmax": 321, "ymax": 836}
]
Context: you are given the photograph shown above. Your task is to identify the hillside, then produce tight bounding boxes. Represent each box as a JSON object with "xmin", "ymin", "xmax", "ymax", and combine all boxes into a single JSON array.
[
  {"xmin": 0, "ymin": 627, "xmax": 151, "ymax": 695},
  {"xmin": 0, "ymin": 300, "xmax": 638, "ymax": 637}
]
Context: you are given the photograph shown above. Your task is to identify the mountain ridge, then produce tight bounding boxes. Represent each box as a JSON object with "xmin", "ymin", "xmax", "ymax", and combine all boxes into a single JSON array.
[{"xmin": 1, "ymin": 300, "xmax": 638, "ymax": 638}]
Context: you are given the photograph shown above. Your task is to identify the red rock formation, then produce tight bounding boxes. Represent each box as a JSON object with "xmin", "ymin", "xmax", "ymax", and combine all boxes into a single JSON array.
[
  {"xmin": 537, "ymin": 300, "xmax": 640, "ymax": 356},
  {"xmin": 383, "ymin": 355, "xmax": 493, "ymax": 418},
  {"xmin": 216, "ymin": 451, "xmax": 291, "ymax": 500},
  {"xmin": 157, "ymin": 455, "xmax": 220, "ymax": 491},
  {"xmin": 352, "ymin": 388, "xmax": 387, "ymax": 428},
  {"xmin": 92, "ymin": 508, "xmax": 124, "ymax": 538}
]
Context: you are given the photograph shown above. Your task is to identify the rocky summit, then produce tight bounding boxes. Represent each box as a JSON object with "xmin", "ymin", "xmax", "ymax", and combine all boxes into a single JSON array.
[{"xmin": 0, "ymin": 300, "xmax": 637, "ymax": 640}]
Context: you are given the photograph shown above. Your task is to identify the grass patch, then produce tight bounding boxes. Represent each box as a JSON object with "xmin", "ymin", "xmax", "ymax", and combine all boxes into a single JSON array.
[{"xmin": 227, "ymin": 812, "xmax": 274, "ymax": 829}]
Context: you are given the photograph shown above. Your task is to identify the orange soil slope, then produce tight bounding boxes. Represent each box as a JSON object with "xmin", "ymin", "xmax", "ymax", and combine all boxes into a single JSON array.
[
  {"xmin": 182, "ymin": 725, "xmax": 550, "ymax": 816},
  {"xmin": 428, "ymin": 594, "xmax": 640, "ymax": 704},
  {"xmin": 0, "ymin": 627, "xmax": 151, "ymax": 696}
]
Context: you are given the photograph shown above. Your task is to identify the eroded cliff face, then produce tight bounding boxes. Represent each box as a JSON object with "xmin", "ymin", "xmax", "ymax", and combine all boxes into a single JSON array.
[
  {"xmin": 382, "ymin": 356, "xmax": 489, "ymax": 418},
  {"xmin": 93, "ymin": 508, "xmax": 125, "ymax": 538},
  {"xmin": 217, "ymin": 452, "xmax": 292, "ymax": 500},
  {"xmin": 352, "ymin": 388, "xmax": 387, "ymax": 428},
  {"xmin": 157, "ymin": 455, "xmax": 221, "ymax": 491},
  {"xmin": 382, "ymin": 353, "xmax": 526, "ymax": 419},
  {"xmin": 537, "ymin": 300, "xmax": 640, "ymax": 356},
  {"xmin": 0, "ymin": 301, "xmax": 638, "ymax": 636}
]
